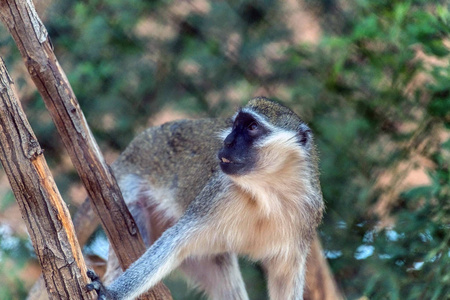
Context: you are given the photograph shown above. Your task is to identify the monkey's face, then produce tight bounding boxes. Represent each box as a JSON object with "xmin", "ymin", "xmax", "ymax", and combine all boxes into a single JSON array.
[{"xmin": 218, "ymin": 112, "xmax": 268, "ymax": 176}]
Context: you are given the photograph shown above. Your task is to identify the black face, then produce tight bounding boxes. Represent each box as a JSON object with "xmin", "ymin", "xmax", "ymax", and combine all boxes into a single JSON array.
[{"xmin": 218, "ymin": 112, "xmax": 268, "ymax": 175}]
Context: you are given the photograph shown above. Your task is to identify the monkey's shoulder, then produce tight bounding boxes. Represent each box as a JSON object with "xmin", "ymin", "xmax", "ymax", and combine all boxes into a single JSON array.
[
  {"xmin": 134, "ymin": 118, "xmax": 229, "ymax": 158},
  {"xmin": 112, "ymin": 118, "xmax": 231, "ymax": 192}
]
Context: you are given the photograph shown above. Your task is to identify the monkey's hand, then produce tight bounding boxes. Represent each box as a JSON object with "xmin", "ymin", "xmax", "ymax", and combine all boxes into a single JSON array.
[{"xmin": 87, "ymin": 270, "xmax": 115, "ymax": 300}]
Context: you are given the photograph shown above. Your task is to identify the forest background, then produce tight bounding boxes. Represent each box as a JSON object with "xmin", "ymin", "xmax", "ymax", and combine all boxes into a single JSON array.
[{"xmin": 0, "ymin": 0, "xmax": 449, "ymax": 299}]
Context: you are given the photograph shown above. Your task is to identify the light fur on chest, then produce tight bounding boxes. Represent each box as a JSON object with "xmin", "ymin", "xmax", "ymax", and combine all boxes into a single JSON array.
[{"xmin": 206, "ymin": 184, "xmax": 304, "ymax": 261}]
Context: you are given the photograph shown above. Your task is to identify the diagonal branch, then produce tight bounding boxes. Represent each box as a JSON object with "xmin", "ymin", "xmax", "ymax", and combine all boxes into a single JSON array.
[
  {"xmin": 0, "ymin": 57, "xmax": 94, "ymax": 300},
  {"xmin": 0, "ymin": 1, "xmax": 171, "ymax": 299}
]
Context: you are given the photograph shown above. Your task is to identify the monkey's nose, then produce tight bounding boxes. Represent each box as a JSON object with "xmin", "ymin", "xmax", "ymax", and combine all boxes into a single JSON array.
[{"xmin": 223, "ymin": 134, "xmax": 235, "ymax": 147}]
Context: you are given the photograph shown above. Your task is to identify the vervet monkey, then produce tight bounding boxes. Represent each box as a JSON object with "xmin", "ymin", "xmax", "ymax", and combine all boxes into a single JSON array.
[{"xmin": 87, "ymin": 97, "xmax": 324, "ymax": 300}]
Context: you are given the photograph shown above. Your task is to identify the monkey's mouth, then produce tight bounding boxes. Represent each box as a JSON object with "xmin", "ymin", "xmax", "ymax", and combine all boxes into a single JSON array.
[
  {"xmin": 220, "ymin": 157, "xmax": 232, "ymax": 163},
  {"xmin": 219, "ymin": 156, "xmax": 247, "ymax": 175},
  {"xmin": 220, "ymin": 157, "xmax": 244, "ymax": 167},
  {"xmin": 220, "ymin": 157, "xmax": 243, "ymax": 165}
]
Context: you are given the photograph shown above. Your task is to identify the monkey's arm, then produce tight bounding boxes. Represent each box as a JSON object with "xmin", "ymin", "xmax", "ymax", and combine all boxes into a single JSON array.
[
  {"xmin": 87, "ymin": 176, "xmax": 225, "ymax": 300},
  {"xmin": 88, "ymin": 217, "xmax": 197, "ymax": 299}
]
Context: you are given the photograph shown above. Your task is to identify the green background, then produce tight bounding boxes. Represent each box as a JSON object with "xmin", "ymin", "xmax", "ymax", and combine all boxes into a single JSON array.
[{"xmin": 0, "ymin": 0, "xmax": 449, "ymax": 299}]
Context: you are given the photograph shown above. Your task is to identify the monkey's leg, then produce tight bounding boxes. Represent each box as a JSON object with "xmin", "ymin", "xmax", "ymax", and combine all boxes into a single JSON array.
[
  {"xmin": 264, "ymin": 253, "xmax": 308, "ymax": 300},
  {"xmin": 180, "ymin": 253, "xmax": 249, "ymax": 300},
  {"xmin": 117, "ymin": 174, "xmax": 157, "ymax": 247}
]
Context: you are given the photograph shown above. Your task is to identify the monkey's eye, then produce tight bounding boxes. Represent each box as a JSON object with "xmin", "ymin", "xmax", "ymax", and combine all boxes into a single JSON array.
[{"xmin": 247, "ymin": 122, "xmax": 258, "ymax": 131}]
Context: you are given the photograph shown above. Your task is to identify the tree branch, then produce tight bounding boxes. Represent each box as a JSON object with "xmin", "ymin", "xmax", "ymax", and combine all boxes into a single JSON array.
[
  {"xmin": 0, "ymin": 57, "xmax": 94, "ymax": 300},
  {"xmin": 0, "ymin": 1, "xmax": 171, "ymax": 299}
]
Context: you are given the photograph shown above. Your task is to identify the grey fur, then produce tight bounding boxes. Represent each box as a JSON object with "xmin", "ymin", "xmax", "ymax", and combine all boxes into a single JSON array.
[{"xmin": 88, "ymin": 97, "xmax": 324, "ymax": 300}]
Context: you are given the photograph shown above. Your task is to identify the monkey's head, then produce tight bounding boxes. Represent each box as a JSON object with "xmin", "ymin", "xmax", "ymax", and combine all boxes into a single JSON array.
[{"xmin": 218, "ymin": 97, "xmax": 314, "ymax": 177}]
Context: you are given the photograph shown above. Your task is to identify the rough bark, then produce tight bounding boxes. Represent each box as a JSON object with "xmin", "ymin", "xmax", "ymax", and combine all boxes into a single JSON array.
[
  {"xmin": 0, "ymin": 58, "xmax": 94, "ymax": 300},
  {"xmin": 28, "ymin": 200, "xmax": 102, "ymax": 300},
  {"xmin": 0, "ymin": 1, "xmax": 171, "ymax": 299}
]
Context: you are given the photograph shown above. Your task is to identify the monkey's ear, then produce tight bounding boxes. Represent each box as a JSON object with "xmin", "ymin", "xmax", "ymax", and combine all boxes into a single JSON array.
[{"xmin": 298, "ymin": 124, "xmax": 312, "ymax": 149}]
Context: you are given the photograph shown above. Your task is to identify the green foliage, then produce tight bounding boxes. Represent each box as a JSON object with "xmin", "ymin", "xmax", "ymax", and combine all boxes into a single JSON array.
[
  {"xmin": 0, "ymin": 226, "xmax": 34, "ymax": 299},
  {"xmin": 298, "ymin": 1, "xmax": 450, "ymax": 299},
  {"xmin": 358, "ymin": 145, "xmax": 450, "ymax": 300},
  {"xmin": 0, "ymin": 0, "xmax": 449, "ymax": 299},
  {"xmin": 0, "ymin": 191, "xmax": 15, "ymax": 211}
]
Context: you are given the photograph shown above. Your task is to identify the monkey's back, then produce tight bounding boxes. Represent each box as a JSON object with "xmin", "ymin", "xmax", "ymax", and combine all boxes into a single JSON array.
[{"xmin": 113, "ymin": 118, "xmax": 231, "ymax": 210}]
